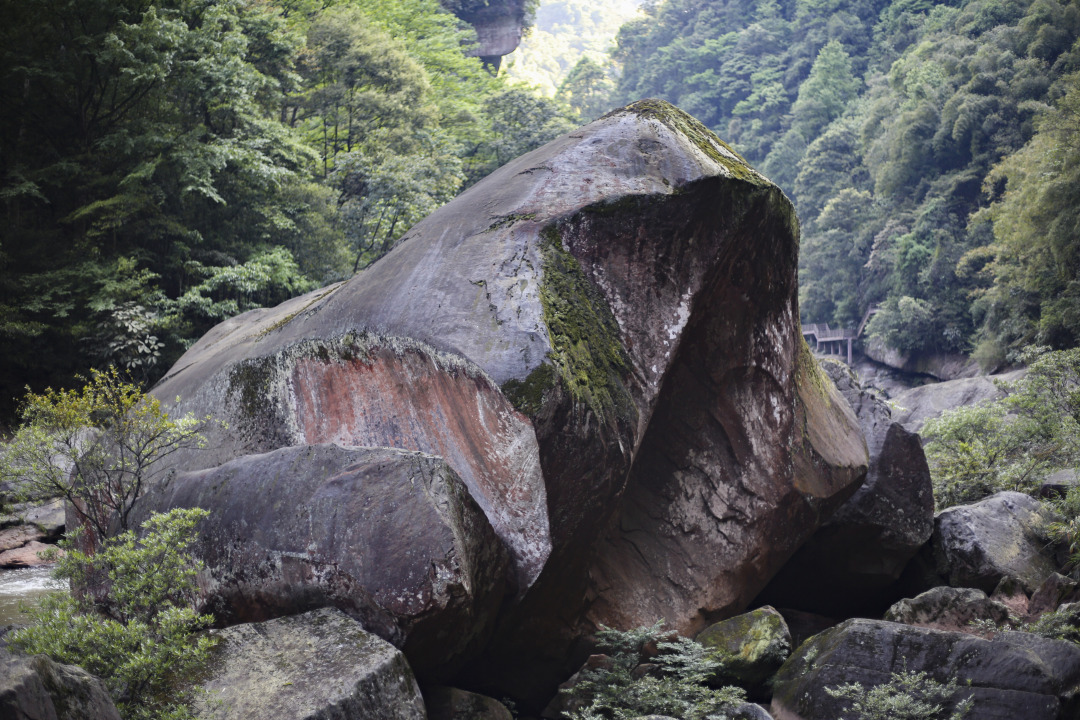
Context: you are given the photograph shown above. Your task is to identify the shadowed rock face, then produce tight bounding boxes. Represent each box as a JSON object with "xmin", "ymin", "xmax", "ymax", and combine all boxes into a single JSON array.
[
  {"xmin": 754, "ymin": 360, "xmax": 934, "ymax": 615},
  {"xmin": 150, "ymin": 100, "xmax": 867, "ymax": 698},
  {"xmin": 451, "ymin": 0, "xmax": 528, "ymax": 65}
]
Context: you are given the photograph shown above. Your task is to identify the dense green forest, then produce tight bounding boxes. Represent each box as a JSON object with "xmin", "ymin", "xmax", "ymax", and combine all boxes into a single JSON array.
[
  {"xmin": 0, "ymin": 0, "xmax": 574, "ymax": 421},
  {"xmin": 4, "ymin": 0, "xmax": 1080, "ymax": 422},
  {"xmin": 607, "ymin": 0, "xmax": 1080, "ymax": 368}
]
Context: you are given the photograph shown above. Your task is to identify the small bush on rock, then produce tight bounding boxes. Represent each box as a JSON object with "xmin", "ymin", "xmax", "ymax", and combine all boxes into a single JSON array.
[
  {"xmin": 826, "ymin": 669, "xmax": 973, "ymax": 720},
  {"xmin": 9, "ymin": 508, "xmax": 215, "ymax": 720},
  {"xmin": 562, "ymin": 621, "xmax": 746, "ymax": 720}
]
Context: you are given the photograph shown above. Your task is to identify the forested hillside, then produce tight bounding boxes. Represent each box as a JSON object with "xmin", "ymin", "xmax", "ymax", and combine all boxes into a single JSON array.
[
  {"xmin": 609, "ymin": 0, "xmax": 1080, "ymax": 368},
  {"xmin": 0, "ymin": 0, "xmax": 572, "ymax": 420}
]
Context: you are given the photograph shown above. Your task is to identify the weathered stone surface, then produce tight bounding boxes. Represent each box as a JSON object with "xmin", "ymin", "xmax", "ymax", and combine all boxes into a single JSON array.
[
  {"xmin": 884, "ymin": 587, "xmax": 1012, "ymax": 632},
  {"xmin": 1031, "ymin": 573, "xmax": 1080, "ymax": 615},
  {"xmin": 695, "ymin": 607, "xmax": 791, "ymax": 697},
  {"xmin": 156, "ymin": 333, "xmax": 548, "ymax": 596},
  {"xmin": 137, "ymin": 444, "xmax": 508, "ymax": 676},
  {"xmin": 0, "ymin": 647, "xmax": 121, "ymax": 720},
  {"xmin": 733, "ymin": 704, "xmax": 775, "ymax": 720},
  {"xmin": 933, "ymin": 491, "xmax": 1061, "ymax": 594},
  {"xmin": 194, "ymin": 607, "xmax": 427, "ymax": 720},
  {"xmin": 0, "ymin": 541, "xmax": 56, "ymax": 568},
  {"xmin": 425, "ymin": 686, "xmax": 513, "ymax": 720},
  {"xmin": 0, "ymin": 525, "xmax": 44, "ymax": 553},
  {"xmin": 771, "ymin": 619, "xmax": 1080, "ymax": 720},
  {"xmin": 151, "ymin": 100, "xmax": 866, "ymax": 700},
  {"xmin": 757, "ymin": 361, "xmax": 934, "ymax": 614},
  {"xmin": 891, "ymin": 369, "xmax": 1025, "ymax": 432}
]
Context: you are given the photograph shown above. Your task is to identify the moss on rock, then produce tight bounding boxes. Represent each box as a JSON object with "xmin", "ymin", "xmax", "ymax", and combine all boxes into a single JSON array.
[
  {"xmin": 537, "ymin": 224, "xmax": 634, "ymax": 427},
  {"xmin": 619, "ymin": 99, "xmax": 766, "ymax": 185}
]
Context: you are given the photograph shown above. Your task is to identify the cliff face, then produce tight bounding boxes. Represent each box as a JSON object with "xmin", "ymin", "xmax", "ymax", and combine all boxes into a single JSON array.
[
  {"xmin": 444, "ymin": 0, "xmax": 528, "ymax": 67},
  {"xmin": 149, "ymin": 99, "xmax": 867, "ymax": 703}
]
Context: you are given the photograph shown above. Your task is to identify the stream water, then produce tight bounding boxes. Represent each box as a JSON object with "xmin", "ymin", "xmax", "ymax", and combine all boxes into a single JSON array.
[{"xmin": 0, "ymin": 566, "xmax": 64, "ymax": 625}]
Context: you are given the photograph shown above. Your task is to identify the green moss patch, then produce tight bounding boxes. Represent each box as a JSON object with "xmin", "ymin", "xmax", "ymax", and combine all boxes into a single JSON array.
[
  {"xmin": 502, "ymin": 362, "xmax": 557, "ymax": 416},
  {"xmin": 538, "ymin": 225, "xmax": 635, "ymax": 426},
  {"xmin": 620, "ymin": 98, "xmax": 766, "ymax": 185}
]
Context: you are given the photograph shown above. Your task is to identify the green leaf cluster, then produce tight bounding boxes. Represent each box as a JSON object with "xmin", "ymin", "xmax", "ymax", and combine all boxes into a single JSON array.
[
  {"xmin": 562, "ymin": 621, "xmax": 747, "ymax": 720},
  {"xmin": 9, "ymin": 508, "xmax": 215, "ymax": 720},
  {"xmin": 0, "ymin": 367, "xmax": 207, "ymax": 538},
  {"xmin": 826, "ymin": 669, "xmax": 974, "ymax": 720},
  {"xmin": 922, "ymin": 347, "xmax": 1080, "ymax": 508}
]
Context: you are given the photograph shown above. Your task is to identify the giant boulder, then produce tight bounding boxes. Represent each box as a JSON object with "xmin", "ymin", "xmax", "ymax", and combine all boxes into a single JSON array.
[
  {"xmin": 755, "ymin": 360, "xmax": 934, "ymax": 614},
  {"xmin": 151, "ymin": 99, "xmax": 867, "ymax": 697},
  {"xmin": 137, "ymin": 444, "xmax": 509, "ymax": 676}
]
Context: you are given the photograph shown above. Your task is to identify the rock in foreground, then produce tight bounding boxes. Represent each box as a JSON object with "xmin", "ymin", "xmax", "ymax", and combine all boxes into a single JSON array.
[
  {"xmin": 771, "ymin": 618, "xmax": 1080, "ymax": 720},
  {"xmin": 0, "ymin": 647, "xmax": 121, "ymax": 720},
  {"xmin": 195, "ymin": 608, "xmax": 427, "ymax": 720}
]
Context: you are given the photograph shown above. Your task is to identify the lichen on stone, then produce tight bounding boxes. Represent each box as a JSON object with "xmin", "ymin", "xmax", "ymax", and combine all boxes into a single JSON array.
[
  {"xmin": 616, "ymin": 98, "xmax": 767, "ymax": 185},
  {"xmin": 537, "ymin": 224, "xmax": 634, "ymax": 426}
]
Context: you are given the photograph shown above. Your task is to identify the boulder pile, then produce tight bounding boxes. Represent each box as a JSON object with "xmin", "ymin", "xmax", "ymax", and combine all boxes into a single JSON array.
[{"xmin": 141, "ymin": 99, "xmax": 868, "ymax": 705}]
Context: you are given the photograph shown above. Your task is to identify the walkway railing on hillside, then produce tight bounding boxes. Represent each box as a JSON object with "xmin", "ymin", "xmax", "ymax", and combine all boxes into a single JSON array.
[{"xmin": 801, "ymin": 305, "xmax": 879, "ymax": 365}]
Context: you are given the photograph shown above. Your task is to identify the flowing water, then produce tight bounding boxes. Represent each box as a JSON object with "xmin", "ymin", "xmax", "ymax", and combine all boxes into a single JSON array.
[{"xmin": 0, "ymin": 566, "xmax": 65, "ymax": 625}]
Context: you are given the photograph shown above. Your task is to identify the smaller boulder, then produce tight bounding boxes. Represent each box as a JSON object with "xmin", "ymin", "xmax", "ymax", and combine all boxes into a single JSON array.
[
  {"xmin": 0, "ymin": 541, "xmax": 56, "ymax": 568},
  {"xmin": 884, "ymin": 587, "xmax": 1011, "ymax": 632},
  {"xmin": 194, "ymin": 607, "xmax": 427, "ymax": 720},
  {"xmin": 933, "ymin": 491, "xmax": 1061, "ymax": 594},
  {"xmin": 1030, "ymin": 573, "xmax": 1080, "ymax": 616},
  {"xmin": 425, "ymin": 687, "xmax": 512, "ymax": 720},
  {"xmin": 0, "ymin": 647, "xmax": 121, "ymax": 720},
  {"xmin": 770, "ymin": 618, "xmax": 1080, "ymax": 720},
  {"xmin": 695, "ymin": 607, "xmax": 791, "ymax": 698}
]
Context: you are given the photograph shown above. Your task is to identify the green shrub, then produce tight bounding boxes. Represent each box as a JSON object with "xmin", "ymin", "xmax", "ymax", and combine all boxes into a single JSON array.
[
  {"xmin": 0, "ymin": 367, "xmax": 208, "ymax": 539},
  {"xmin": 562, "ymin": 621, "xmax": 746, "ymax": 720},
  {"xmin": 826, "ymin": 669, "xmax": 974, "ymax": 720},
  {"xmin": 9, "ymin": 508, "xmax": 215, "ymax": 720}
]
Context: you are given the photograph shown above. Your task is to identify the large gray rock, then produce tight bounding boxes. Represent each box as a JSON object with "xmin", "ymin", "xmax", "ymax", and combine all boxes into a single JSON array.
[
  {"xmin": 0, "ymin": 647, "xmax": 121, "ymax": 720},
  {"xmin": 151, "ymin": 100, "xmax": 867, "ymax": 701},
  {"xmin": 756, "ymin": 360, "xmax": 934, "ymax": 614},
  {"xmin": 195, "ymin": 607, "xmax": 426, "ymax": 720},
  {"xmin": 771, "ymin": 618, "xmax": 1080, "ymax": 719},
  {"xmin": 933, "ymin": 491, "xmax": 1061, "ymax": 594},
  {"xmin": 137, "ymin": 444, "xmax": 508, "ymax": 676},
  {"xmin": 892, "ymin": 369, "xmax": 1026, "ymax": 432},
  {"xmin": 884, "ymin": 587, "xmax": 1012, "ymax": 631}
]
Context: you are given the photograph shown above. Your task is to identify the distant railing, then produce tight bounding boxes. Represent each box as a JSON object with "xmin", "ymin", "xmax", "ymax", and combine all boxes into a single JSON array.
[{"xmin": 801, "ymin": 304, "xmax": 879, "ymax": 365}]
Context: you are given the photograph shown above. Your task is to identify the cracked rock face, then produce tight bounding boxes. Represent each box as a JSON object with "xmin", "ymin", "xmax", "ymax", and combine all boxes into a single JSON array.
[{"xmin": 150, "ymin": 100, "xmax": 867, "ymax": 697}]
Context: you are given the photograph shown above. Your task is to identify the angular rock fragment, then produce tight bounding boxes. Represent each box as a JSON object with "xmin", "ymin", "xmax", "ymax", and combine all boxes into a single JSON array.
[
  {"xmin": 933, "ymin": 491, "xmax": 1061, "ymax": 594},
  {"xmin": 695, "ymin": 606, "xmax": 791, "ymax": 698},
  {"xmin": 771, "ymin": 618, "xmax": 1080, "ymax": 720},
  {"xmin": 137, "ymin": 444, "xmax": 508, "ymax": 676},
  {"xmin": 194, "ymin": 608, "xmax": 427, "ymax": 720}
]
